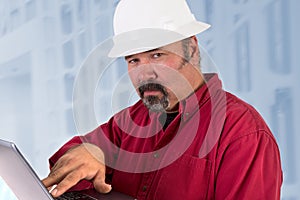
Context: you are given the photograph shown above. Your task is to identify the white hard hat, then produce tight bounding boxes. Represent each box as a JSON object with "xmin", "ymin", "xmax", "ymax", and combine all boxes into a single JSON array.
[{"xmin": 108, "ymin": 0, "xmax": 211, "ymax": 57}]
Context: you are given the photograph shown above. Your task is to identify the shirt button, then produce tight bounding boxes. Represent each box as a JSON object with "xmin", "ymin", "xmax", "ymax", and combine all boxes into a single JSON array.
[
  {"xmin": 142, "ymin": 185, "xmax": 147, "ymax": 192},
  {"xmin": 153, "ymin": 153, "xmax": 159, "ymax": 158}
]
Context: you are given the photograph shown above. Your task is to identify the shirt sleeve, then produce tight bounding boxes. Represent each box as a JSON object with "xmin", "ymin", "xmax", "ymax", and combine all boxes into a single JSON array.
[
  {"xmin": 215, "ymin": 130, "xmax": 283, "ymax": 200},
  {"xmin": 49, "ymin": 136, "xmax": 83, "ymax": 167}
]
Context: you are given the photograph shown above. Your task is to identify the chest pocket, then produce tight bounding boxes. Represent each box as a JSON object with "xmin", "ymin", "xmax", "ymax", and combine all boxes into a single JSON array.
[{"xmin": 153, "ymin": 155, "xmax": 212, "ymax": 200}]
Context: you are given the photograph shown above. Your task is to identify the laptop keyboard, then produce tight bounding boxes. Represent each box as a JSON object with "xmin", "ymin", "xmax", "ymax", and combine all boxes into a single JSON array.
[{"xmin": 55, "ymin": 192, "xmax": 97, "ymax": 200}]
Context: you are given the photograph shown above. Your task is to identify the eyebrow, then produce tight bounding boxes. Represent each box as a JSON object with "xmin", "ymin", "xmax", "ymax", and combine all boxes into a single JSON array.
[{"xmin": 124, "ymin": 48, "xmax": 160, "ymax": 60}]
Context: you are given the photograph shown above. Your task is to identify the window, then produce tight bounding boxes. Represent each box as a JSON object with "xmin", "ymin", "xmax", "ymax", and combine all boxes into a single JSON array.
[
  {"xmin": 266, "ymin": 0, "xmax": 291, "ymax": 74},
  {"xmin": 232, "ymin": 0, "xmax": 248, "ymax": 4},
  {"xmin": 204, "ymin": 0, "xmax": 214, "ymax": 24},
  {"xmin": 64, "ymin": 73, "xmax": 75, "ymax": 102},
  {"xmin": 60, "ymin": 3, "xmax": 73, "ymax": 34},
  {"xmin": 78, "ymin": 30, "xmax": 90, "ymax": 59},
  {"xmin": 77, "ymin": 0, "xmax": 87, "ymax": 24},
  {"xmin": 10, "ymin": 8, "xmax": 21, "ymax": 30},
  {"xmin": 235, "ymin": 22, "xmax": 251, "ymax": 92},
  {"xmin": 271, "ymin": 88, "xmax": 295, "ymax": 184},
  {"xmin": 62, "ymin": 40, "xmax": 75, "ymax": 68},
  {"xmin": 94, "ymin": 0, "xmax": 109, "ymax": 13},
  {"xmin": 25, "ymin": 0, "xmax": 36, "ymax": 21}
]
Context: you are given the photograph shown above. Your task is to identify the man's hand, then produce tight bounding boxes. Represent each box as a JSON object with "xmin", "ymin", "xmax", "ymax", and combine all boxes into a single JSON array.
[{"xmin": 42, "ymin": 143, "xmax": 112, "ymax": 197}]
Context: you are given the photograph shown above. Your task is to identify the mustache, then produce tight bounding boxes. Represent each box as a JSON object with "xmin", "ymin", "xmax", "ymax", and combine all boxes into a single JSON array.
[{"xmin": 138, "ymin": 83, "xmax": 168, "ymax": 97}]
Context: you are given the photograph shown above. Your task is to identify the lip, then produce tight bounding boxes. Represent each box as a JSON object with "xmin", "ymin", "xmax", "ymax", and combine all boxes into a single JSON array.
[{"xmin": 143, "ymin": 90, "xmax": 162, "ymax": 97}]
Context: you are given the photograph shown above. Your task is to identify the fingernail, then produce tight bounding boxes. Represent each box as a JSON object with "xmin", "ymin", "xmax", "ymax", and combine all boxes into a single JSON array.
[
  {"xmin": 51, "ymin": 188, "xmax": 58, "ymax": 196},
  {"xmin": 105, "ymin": 184, "xmax": 112, "ymax": 193},
  {"xmin": 49, "ymin": 185, "xmax": 57, "ymax": 193}
]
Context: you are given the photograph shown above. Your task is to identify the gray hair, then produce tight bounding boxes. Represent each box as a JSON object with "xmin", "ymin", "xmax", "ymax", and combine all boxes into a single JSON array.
[{"xmin": 181, "ymin": 37, "xmax": 201, "ymax": 69}]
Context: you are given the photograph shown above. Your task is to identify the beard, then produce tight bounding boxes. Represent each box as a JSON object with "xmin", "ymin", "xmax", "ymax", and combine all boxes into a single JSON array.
[{"xmin": 138, "ymin": 83, "xmax": 169, "ymax": 112}]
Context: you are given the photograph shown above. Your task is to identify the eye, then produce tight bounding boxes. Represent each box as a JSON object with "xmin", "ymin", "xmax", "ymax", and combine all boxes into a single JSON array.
[
  {"xmin": 127, "ymin": 58, "xmax": 139, "ymax": 64},
  {"xmin": 152, "ymin": 53, "xmax": 163, "ymax": 59}
]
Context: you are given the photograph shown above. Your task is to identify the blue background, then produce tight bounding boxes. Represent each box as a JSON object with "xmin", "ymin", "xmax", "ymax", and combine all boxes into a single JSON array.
[{"xmin": 0, "ymin": 0, "xmax": 299, "ymax": 199}]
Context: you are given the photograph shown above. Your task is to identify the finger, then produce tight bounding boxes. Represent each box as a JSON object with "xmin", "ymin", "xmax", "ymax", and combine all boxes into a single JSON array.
[
  {"xmin": 51, "ymin": 171, "xmax": 82, "ymax": 197},
  {"xmin": 42, "ymin": 171, "xmax": 62, "ymax": 188},
  {"xmin": 43, "ymin": 155, "xmax": 80, "ymax": 188},
  {"xmin": 42, "ymin": 164, "xmax": 71, "ymax": 188},
  {"xmin": 93, "ymin": 169, "xmax": 112, "ymax": 194}
]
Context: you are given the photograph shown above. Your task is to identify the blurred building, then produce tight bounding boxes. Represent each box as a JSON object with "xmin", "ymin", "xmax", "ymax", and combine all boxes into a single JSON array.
[{"xmin": 0, "ymin": 0, "xmax": 299, "ymax": 199}]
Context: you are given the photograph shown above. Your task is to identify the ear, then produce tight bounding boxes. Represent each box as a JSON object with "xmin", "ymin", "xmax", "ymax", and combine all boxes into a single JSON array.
[{"xmin": 189, "ymin": 36, "xmax": 200, "ymax": 67}]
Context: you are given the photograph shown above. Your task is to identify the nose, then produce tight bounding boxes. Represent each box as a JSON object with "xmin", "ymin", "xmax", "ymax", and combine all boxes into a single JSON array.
[{"xmin": 137, "ymin": 60, "xmax": 158, "ymax": 83}]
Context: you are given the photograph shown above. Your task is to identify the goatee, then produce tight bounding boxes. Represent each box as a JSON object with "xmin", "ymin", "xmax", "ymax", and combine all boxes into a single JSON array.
[{"xmin": 138, "ymin": 83, "xmax": 169, "ymax": 112}]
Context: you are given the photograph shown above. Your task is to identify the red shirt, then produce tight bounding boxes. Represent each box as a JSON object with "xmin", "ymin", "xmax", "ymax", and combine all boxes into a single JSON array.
[{"xmin": 49, "ymin": 73, "xmax": 282, "ymax": 200}]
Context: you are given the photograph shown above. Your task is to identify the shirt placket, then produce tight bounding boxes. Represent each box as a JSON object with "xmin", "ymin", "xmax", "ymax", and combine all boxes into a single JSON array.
[
  {"xmin": 136, "ymin": 104, "xmax": 194, "ymax": 199},
  {"xmin": 136, "ymin": 152, "xmax": 160, "ymax": 199},
  {"xmin": 136, "ymin": 173, "xmax": 152, "ymax": 199}
]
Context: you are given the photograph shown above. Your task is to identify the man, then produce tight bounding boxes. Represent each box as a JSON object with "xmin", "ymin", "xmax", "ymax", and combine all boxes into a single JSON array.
[{"xmin": 43, "ymin": 0, "xmax": 282, "ymax": 199}]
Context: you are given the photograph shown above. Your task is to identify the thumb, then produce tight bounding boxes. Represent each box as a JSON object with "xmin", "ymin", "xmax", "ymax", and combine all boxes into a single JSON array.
[{"xmin": 93, "ymin": 172, "xmax": 112, "ymax": 194}]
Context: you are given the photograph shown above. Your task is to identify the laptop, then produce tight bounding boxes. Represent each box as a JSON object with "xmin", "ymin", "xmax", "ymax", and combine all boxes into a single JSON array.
[{"xmin": 0, "ymin": 139, "xmax": 134, "ymax": 200}]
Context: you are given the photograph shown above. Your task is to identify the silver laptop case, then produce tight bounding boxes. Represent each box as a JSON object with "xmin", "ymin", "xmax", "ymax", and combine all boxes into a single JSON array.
[
  {"xmin": 0, "ymin": 139, "xmax": 54, "ymax": 200},
  {"xmin": 0, "ymin": 139, "xmax": 134, "ymax": 200}
]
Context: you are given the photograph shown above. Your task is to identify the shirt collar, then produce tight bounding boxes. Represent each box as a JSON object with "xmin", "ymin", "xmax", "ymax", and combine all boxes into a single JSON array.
[{"xmin": 178, "ymin": 73, "xmax": 223, "ymax": 119}]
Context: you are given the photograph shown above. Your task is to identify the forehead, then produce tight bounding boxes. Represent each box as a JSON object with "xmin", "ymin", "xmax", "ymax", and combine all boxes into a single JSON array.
[{"xmin": 124, "ymin": 40, "xmax": 184, "ymax": 59}]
